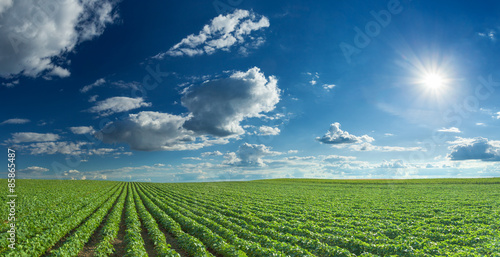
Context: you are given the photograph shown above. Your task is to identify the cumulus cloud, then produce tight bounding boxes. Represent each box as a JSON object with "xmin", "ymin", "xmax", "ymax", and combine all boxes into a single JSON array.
[
  {"xmin": 0, "ymin": 0, "xmax": 13, "ymax": 14},
  {"xmin": 95, "ymin": 67, "xmax": 279, "ymax": 151},
  {"xmin": 224, "ymin": 143, "xmax": 281, "ymax": 167},
  {"xmin": 438, "ymin": 127, "xmax": 461, "ymax": 133},
  {"xmin": 69, "ymin": 126, "xmax": 95, "ymax": 135},
  {"xmin": 0, "ymin": 0, "xmax": 118, "ymax": 79},
  {"xmin": 155, "ymin": 9, "xmax": 269, "ymax": 58},
  {"xmin": 316, "ymin": 123, "xmax": 374, "ymax": 145},
  {"xmin": 87, "ymin": 97, "xmax": 152, "ymax": 116},
  {"xmin": 77, "ymin": 0, "xmax": 118, "ymax": 41},
  {"xmin": 447, "ymin": 137, "xmax": 500, "ymax": 161},
  {"xmin": 81, "ymin": 78, "xmax": 106, "ymax": 93},
  {"xmin": 64, "ymin": 169, "xmax": 80, "ymax": 176},
  {"xmin": 97, "ymin": 111, "xmax": 202, "ymax": 151},
  {"xmin": 182, "ymin": 67, "xmax": 280, "ymax": 137},
  {"xmin": 7, "ymin": 132, "xmax": 59, "ymax": 143},
  {"xmin": 496, "ymin": 112, "xmax": 500, "ymax": 119},
  {"xmin": 258, "ymin": 126, "xmax": 280, "ymax": 136},
  {"xmin": 45, "ymin": 66, "xmax": 70, "ymax": 78},
  {"xmin": 1, "ymin": 118, "xmax": 30, "ymax": 125}
]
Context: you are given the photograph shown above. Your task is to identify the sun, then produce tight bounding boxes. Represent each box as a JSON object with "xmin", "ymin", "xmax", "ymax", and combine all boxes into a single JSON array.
[
  {"xmin": 417, "ymin": 71, "xmax": 449, "ymax": 94},
  {"xmin": 422, "ymin": 73, "xmax": 444, "ymax": 90}
]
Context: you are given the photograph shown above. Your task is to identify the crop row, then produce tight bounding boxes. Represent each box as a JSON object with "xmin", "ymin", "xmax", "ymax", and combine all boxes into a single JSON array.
[
  {"xmin": 5, "ymin": 183, "xmax": 123, "ymax": 256},
  {"xmin": 141, "ymin": 183, "xmax": 353, "ymax": 256},
  {"xmin": 0, "ymin": 183, "xmax": 121, "ymax": 253},
  {"xmin": 47, "ymin": 184, "xmax": 124, "ymax": 256},
  {"xmin": 136, "ymin": 184, "xmax": 214, "ymax": 256},
  {"xmin": 94, "ymin": 184, "xmax": 128, "ymax": 256},
  {"xmin": 148, "ymin": 182, "xmax": 499, "ymax": 256},
  {"xmin": 130, "ymin": 183, "xmax": 180, "ymax": 257}
]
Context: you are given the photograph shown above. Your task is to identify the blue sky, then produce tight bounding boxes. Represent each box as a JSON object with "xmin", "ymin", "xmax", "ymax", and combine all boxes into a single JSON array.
[{"xmin": 1, "ymin": 0, "xmax": 500, "ymax": 182}]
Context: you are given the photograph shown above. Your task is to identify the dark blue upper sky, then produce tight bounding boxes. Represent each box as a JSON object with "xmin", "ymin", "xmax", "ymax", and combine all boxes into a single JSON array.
[{"xmin": 1, "ymin": 0, "xmax": 500, "ymax": 182}]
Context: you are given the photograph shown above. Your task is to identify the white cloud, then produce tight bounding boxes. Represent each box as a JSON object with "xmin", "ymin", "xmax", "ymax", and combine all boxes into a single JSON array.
[
  {"xmin": 81, "ymin": 78, "xmax": 106, "ymax": 93},
  {"xmin": 378, "ymin": 159, "xmax": 407, "ymax": 169},
  {"xmin": 478, "ymin": 29, "xmax": 497, "ymax": 42},
  {"xmin": 384, "ymin": 133, "xmax": 394, "ymax": 137},
  {"xmin": 496, "ymin": 112, "xmax": 500, "ymax": 119},
  {"xmin": 8, "ymin": 132, "xmax": 59, "ymax": 143},
  {"xmin": 15, "ymin": 140, "xmax": 131, "ymax": 156},
  {"xmin": 64, "ymin": 169, "xmax": 80, "ymax": 176},
  {"xmin": 1, "ymin": 118, "xmax": 30, "ymax": 125},
  {"xmin": 89, "ymin": 148, "xmax": 119, "ymax": 155},
  {"xmin": 349, "ymin": 143, "xmax": 423, "ymax": 152},
  {"xmin": 87, "ymin": 97, "xmax": 152, "ymax": 117},
  {"xmin": 316, "ymin": 122, "xmax": 374, "ymax": 145},
  {"xmin": 97, "ymin": 111, "xmax": 218, "ymax": 151},
  {"xmin": 438, "ymin": 127, "xmax": 461, "ymax": 133},
  {"xmin": 22, "ymin": 141, "xmax": 88, "ymax": 155},
  {"xmin": 258, "ymin": 126, "xmax": 280, "ymax": 136},
  {"xmin": 238, "ymin": 36, "xmax": 265, "ymax": 56},
  {"xmin": 0, "ymin": 0, "xmax": 118, "ymax": 79},
  {"xmin": 0, "ymin": 0, "xmax": 13, "ymax": 14},
  {"xmin": 307, "ymin": 72, "xmax": 319, "ymax": 85},
  {"xmin": 81, "ymin": 79, "xmax": 142, "ymax": 95},
  {"xmin": 69, "ymin": 126, "xmax": 95, "ymax": 135},
  {"xmin": 96, "ymin": 68, "xmax": 279, "ymax": 151},
  {"xmin": 77, "ymin": 0, "xmax": 118, "ymax": 41},
  {"xmin": 182, "ymin": 67, "xmax": 280, "ymax": 137},
  {"xmin": 111, "ymin": 81, "xmax": 142, "ymax": 91},
  {"xmin": 1, "ymin": 79, "xmax": 19, "ymax": 87},
  {"xmin": 183, "ymin": 157, "xmax": 202, "ymax": 160},
  {"xmin": 18, "ymin": 166, "xmax": 49, "ymax": 173},
  {"xmin": 316, "ymin": 124, "xmax": 421, "ymax": 152},
  {"xmin": 155, "ymin": 9, "xmax": 269, "ymax": 58},
  {"xmin": 201, "ymin": 151, "xmax": 223, "ymax": 157},
  {"xmin": 323, "ymin": 155, "xmax": 357, "ymax": 162},
  {"xmin": 224, "ymin": 143, "xmax": 281, "ymax": 167},
  {"xmin": 322, "ymin": 84, "xmax": 336, "ymax": 90},
  {"xmin": 447, "ymin": 137, "xmax": 500, "ymax": 161},
  {"xmin": 45, "ymin": 66, "xmax": 70, "ymax": 78},
  {"xmin": 88, "ymin": 95, "xmax": 98, "ymax": 102}
]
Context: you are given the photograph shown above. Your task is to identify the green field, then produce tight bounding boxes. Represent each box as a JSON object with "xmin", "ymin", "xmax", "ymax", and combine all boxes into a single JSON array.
[{"xmin": 1, "ymin": 178, "xmax": 499, "ymax": 256}]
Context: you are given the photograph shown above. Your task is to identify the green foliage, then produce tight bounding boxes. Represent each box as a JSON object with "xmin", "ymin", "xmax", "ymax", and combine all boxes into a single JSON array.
[
  {"xmin": 94, "ymin": 185, "xmax": 127, "ymax": 256},
  {"xmin": 131, "ymin": 184, "xmax": 180, "ymax": 257},
  {"xmin": 1, "ymin": 178, "xmax": 498, "ymax": 256},
  {"xmin": 123, "ymin": 184, "xmax": 148, "ymax": 257}
]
